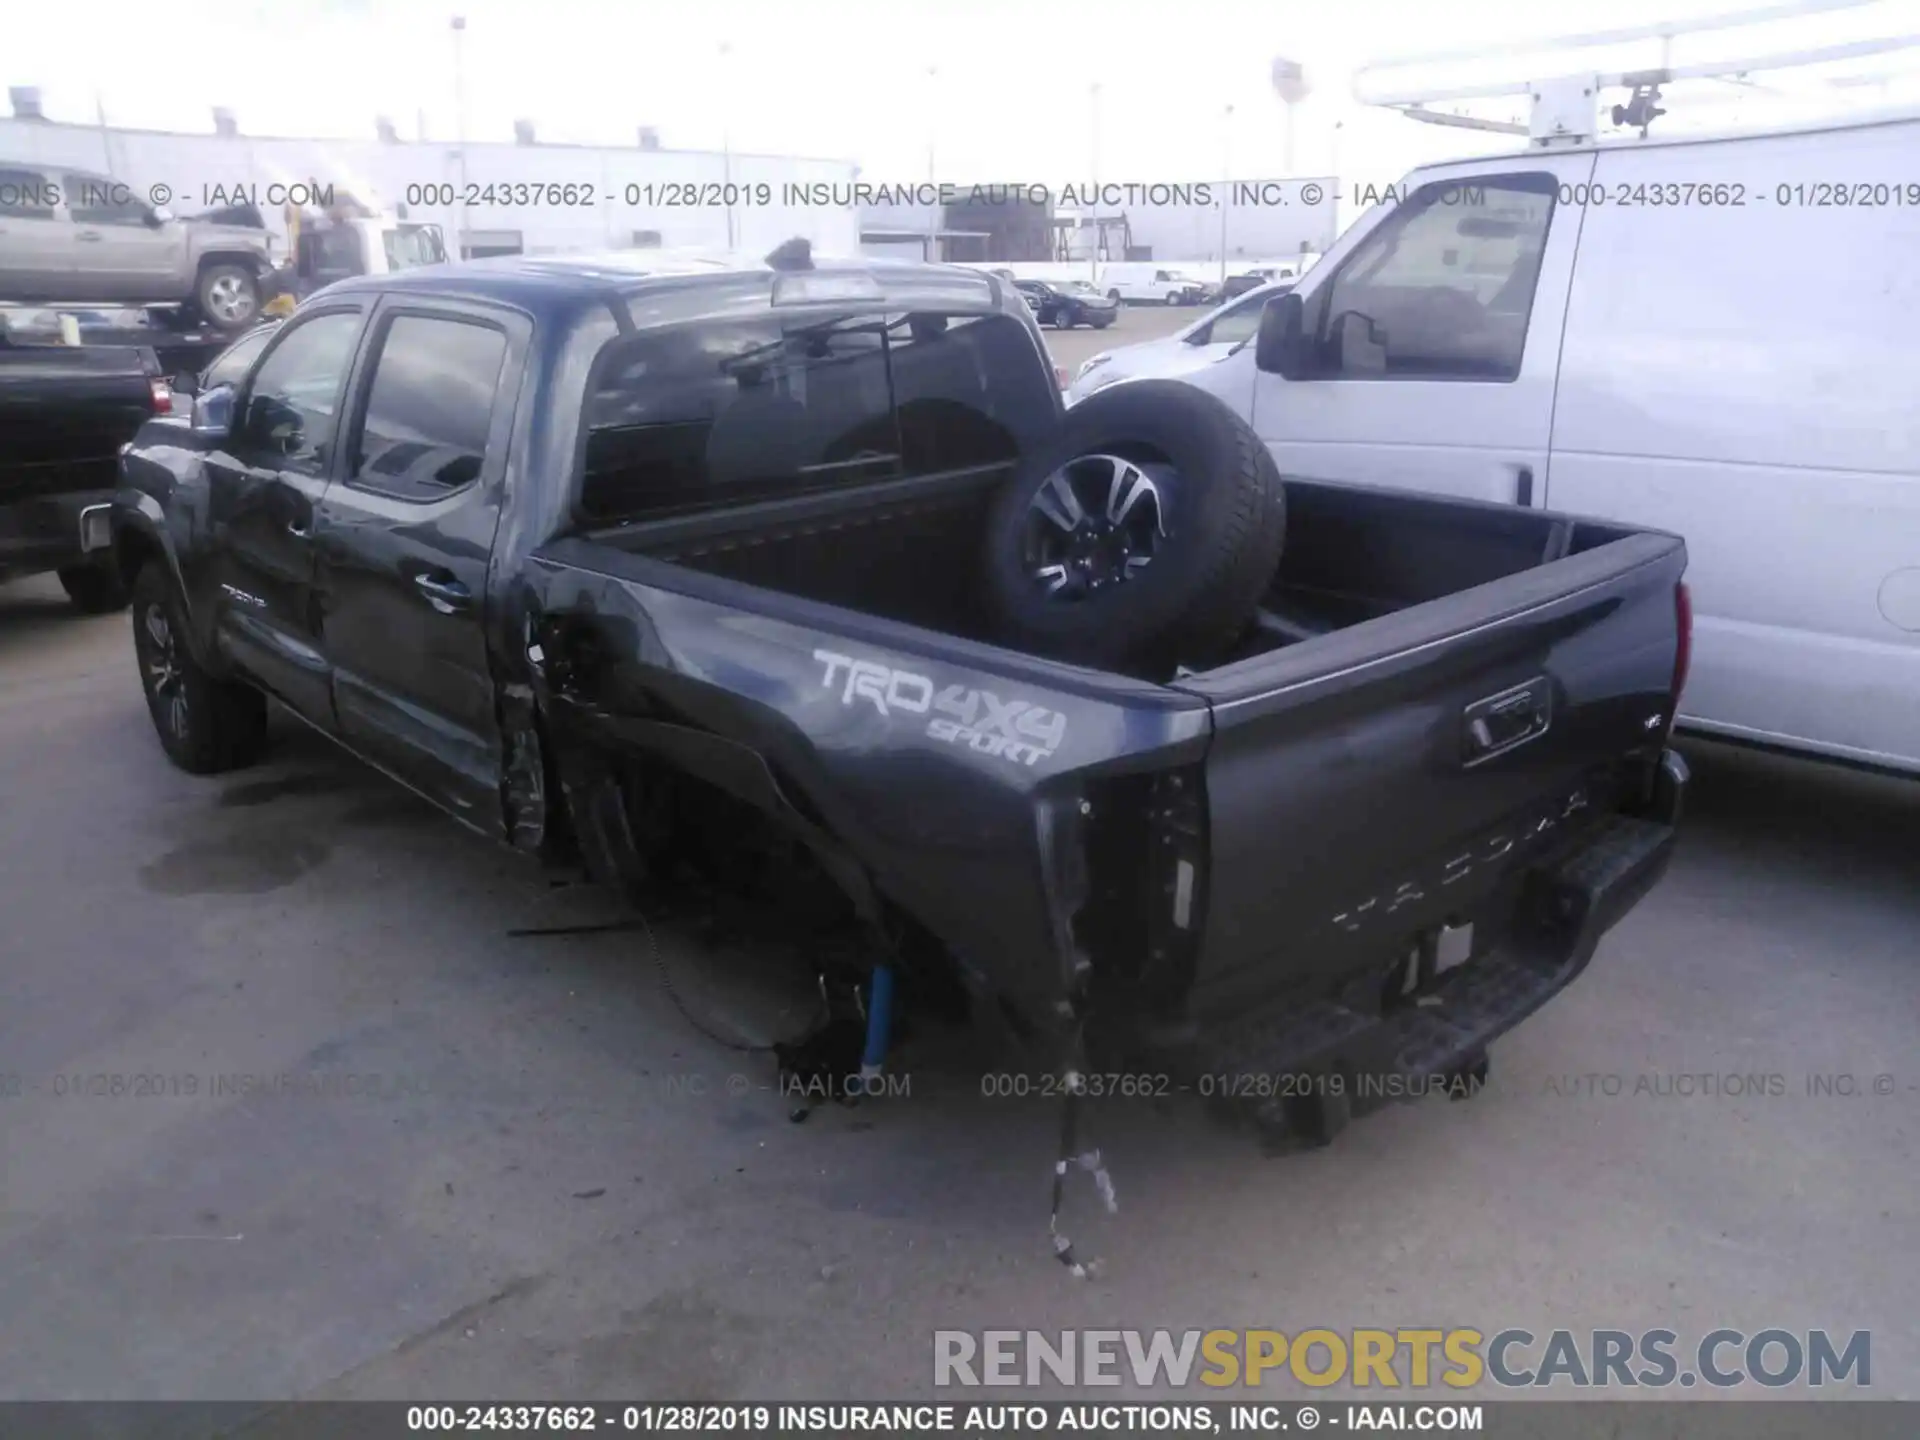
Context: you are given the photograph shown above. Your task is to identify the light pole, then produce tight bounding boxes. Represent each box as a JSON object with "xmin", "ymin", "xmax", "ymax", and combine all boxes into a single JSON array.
[
  {"xmin": 1087, "ymin": 81, "xmax": 1102, "ymax": 280},
  {"xmin": 1330, "ymin": 119, "xmax": 1344, "ymax": 228},
  {"xmin": 1271, "ymin": 56, "xmax": 1309, "ymax": 174},
  {"xmin": 925, "ymin": 65, "xmax": 939, "ymax": 261},
  {"xmin": 718, "ymin": 42, "xmax": 736, "ymax": 249},
  {"xmin": 1218, "ymin": 103, "xmax": 1234, "ymax": 283},
  {"xmin": 451, "ymin": 15, "xmax": 469, "ymax": 257}
]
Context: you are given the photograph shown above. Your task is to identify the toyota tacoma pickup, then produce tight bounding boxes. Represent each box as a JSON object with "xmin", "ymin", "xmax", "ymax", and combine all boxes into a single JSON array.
[{"xmin": 109, "ymin": 250, "xmax": 1690, "ymax": 1148}]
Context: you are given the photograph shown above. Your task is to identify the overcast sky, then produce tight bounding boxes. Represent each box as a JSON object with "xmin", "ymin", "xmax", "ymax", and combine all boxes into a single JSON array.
[{"xmin": 9, "ymin": 0, "xmax": 1919, "ymax": 195}]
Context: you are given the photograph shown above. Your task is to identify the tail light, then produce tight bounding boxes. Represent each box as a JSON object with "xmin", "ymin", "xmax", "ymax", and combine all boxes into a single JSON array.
[
  {"xmin": 1672, "ymin": 581, "xmax": 1693, "ymax": 701},
  {"xmin": 149, "ymin": 377, "xmax": 173, "ymax": 415},
  {"xmin": 1053, "ymin": 363, "xmax": 1069, "ymax": 390}
]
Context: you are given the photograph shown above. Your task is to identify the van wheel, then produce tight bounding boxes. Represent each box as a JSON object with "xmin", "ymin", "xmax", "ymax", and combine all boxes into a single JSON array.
[
  {"xmin": 980, "ymin": 380, "xmax": 1286, "ymax": 676},
  {"xmin": 131, "ymin": 562, "xmax": 269, "ymax": 773},
  {"xmin": 1107, "ymin": 289, "xmax": 1121, "ymax": 304},
  {"xmin": 195, "ymin": 263, "xmax": 260, "ymax": 330},
  {"xmin": 58, "ymin": 560, "xmax": 132, "ymax": 614}
]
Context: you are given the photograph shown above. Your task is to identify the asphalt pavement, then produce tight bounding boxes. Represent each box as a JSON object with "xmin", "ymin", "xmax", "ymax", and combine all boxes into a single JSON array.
[{"xmin": 2, "ymin": 439, "xmax": 1915, "ymax": 1404}]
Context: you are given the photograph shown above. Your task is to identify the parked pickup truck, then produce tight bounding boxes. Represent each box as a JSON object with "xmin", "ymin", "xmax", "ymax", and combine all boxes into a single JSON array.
[
  {"xmin": 1, "ymin": 331, "xmax": 172, "ymax": 610},
  {"xmin": 110, "ymin": 252, "xmax": 1690, "ymax": 1145}
]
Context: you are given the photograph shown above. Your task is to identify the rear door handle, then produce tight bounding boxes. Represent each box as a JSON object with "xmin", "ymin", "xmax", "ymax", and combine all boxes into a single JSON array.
[
  {"xmin": 1513, "ymin": 465, "xmax": 1535, "ymax": 507},
  {"xmin": 413, "ymin": 572, "xmax": 472, "ymax": 614}
]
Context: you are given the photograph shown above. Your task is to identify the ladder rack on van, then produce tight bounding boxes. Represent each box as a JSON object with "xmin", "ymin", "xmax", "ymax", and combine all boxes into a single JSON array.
[{"xmin": 1352, "ymin": 0, "xmax": 1920, "ymax": 144}]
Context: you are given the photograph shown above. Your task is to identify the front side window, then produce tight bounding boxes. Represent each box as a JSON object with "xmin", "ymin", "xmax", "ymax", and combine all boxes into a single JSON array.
[
  {"xmin": 1305, "ymin": 174, "xmax": 1555, "ymax": 381},
  {"xmin": 347, "ymin": 315, "xmax": 507, "ymax": 501},
  {"xmin": 238, "ymin": 311, "xmax": 363, "ymax": 475}
]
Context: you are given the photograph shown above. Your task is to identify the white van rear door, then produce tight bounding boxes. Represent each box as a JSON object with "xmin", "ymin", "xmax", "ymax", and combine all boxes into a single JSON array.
[
  {"xmin": 1248, "ymin": 155, "xmax": 1595, "ymax": 503},
  {"xmin": 1546, "ymin": 120, "xmax": 1920, "ymax": 772}
]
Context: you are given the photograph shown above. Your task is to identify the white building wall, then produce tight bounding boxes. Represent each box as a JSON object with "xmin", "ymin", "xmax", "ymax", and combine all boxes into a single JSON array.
[{"xmin": 0, "ymin": 120, "xmax": 860, "ymax": 258}]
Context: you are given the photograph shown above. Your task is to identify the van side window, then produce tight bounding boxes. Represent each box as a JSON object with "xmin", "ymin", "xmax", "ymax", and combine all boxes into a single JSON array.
[{"xmin": 1306, "ymin": 174, "xmax": 1556, "ymax": 382}]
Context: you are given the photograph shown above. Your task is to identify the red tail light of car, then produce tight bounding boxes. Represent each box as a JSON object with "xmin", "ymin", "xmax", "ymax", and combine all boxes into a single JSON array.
[
  {"xmin": 149, "ymin": 377, "xmax": 173, "ymax": 415},
  {"xmin": 1673, "ymin": 581, "xmax": 1693, "ymax": 701}
]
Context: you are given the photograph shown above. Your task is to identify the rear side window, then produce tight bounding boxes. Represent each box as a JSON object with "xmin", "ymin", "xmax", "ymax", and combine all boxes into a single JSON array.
[
  {"xmin": 1305, "ymin": 173, "xmax": 1555, "ymax": 381},
  {"xmin": 579, "ymin": 310, "xmax": 1055, "ymax": 523},
  {"xmin": 347, "ymin": 315, "xmax": 507, "ymax": 501},
  {"xmin": 0, "ymin": 167, "xmax": 56, "ymax": 219}
]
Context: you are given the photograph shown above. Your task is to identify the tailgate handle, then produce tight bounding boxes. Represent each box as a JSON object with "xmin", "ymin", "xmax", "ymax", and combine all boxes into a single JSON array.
[{"xmin": 1463, "ymin": 676, "xmax": 1552, "ymax": 765}]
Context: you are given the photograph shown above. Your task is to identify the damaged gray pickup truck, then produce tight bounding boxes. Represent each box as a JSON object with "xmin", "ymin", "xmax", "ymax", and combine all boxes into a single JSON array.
[{"xmin": 110, "ymin": 247, "xmax": 1691, "ymax": 1161}]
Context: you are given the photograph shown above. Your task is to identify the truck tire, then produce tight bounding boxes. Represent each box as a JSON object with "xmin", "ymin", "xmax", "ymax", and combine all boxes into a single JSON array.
[
  {"xmin": 130, "ymin": 562, "xmax": 269, "ymax": 773},
  {"xmin": 979, "ymin": 379, "xmax": 1286, "ymax": 675},
  {"xmin": 57, "ymin": 560, "xmax": 132, "ymax": 614},
  {"xmin": 195, "ymin": 262, "xmax": 261, "ymax": 330},
  {"xmin": 1106, "ymin": 289, "xmax": 1122, "ymax": 304}
]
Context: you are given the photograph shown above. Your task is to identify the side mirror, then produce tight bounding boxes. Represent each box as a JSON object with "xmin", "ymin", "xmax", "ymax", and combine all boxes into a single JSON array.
[
  {"xmin": 170, "ymin": 370, "xmax": 201, "ymax": 398},
  {"xmin": 148, "ymin": 207, "xmax": 173, "ymax": 226},
  {"xmin": 190, "ymin": 383, "xmax": 237, "ymax": 438},
  {"xmin": 1254, "ymin": 291, "xmax": 1309, "ymax": 377}
]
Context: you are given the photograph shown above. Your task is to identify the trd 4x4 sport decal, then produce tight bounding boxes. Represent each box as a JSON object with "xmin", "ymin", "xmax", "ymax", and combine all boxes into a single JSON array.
[{"xmin": 813, "ymin": 649, "xmax": 1067, "ymax": 768}]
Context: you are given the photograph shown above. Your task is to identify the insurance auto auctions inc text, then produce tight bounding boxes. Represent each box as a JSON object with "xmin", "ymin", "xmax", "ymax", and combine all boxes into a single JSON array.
[{"xmin": 934, "ymin": 1328, "xmax": 1870, "ymax": 1391}]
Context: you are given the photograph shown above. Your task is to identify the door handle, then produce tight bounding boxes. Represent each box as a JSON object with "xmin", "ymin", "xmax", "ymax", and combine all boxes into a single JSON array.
[
  {"xmin": 1513, "ymin": 465, "xmax": 1536, "ymax": 507},
  {"xmin": 412, "ymin": 572, "xmax": 472, "ymax": 614},
  {"xmin": 75, "ymin": 230, "xmax": 104, "ymax": 242}
]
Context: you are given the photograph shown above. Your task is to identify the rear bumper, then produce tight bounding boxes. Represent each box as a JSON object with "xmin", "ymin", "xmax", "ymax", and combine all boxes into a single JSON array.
[
  {"xmin": 1192, "ymin": 750, "xmax": 1688, "ymax": 1142},
  {"xmin": 0, "ymin": 486, "xmax": 118, "ymax": 580}
]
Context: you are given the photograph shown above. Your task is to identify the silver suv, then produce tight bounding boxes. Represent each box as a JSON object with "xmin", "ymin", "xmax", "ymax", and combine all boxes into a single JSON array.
[{"xmin": 0, "ymin": 163, "xmax": 273, "ymax": 328}]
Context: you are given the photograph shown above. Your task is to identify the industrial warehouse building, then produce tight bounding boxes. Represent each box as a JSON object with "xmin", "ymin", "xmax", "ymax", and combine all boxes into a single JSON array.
[
  {"xmin": 857, "ymin": 179, "xmax": 1339, "ymax": 268},
  {"xmin": 0, "ymin": 90, "xmax": 861, "ymax": 261}
]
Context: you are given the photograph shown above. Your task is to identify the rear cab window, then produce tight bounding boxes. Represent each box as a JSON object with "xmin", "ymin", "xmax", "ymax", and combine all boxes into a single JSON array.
[{"xmin": 577, "ymin": 306, "xmax": 1057, "ymax": 524}]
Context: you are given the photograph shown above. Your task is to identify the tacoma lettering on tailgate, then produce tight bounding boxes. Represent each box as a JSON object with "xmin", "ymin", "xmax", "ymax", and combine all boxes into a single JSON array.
[{"xmin": 813, "ymin": 649, "xmax": 1066, "ymax": 768}]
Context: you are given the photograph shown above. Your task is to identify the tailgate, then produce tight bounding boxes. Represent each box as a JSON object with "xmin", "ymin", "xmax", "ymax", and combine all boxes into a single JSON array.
[
  {"xmin": 0, "ymin": 347, "xmax": 158, "ymax": 503},
  {"xmin": 1171, "ymin": 529, "xmax": 1686, "ymax": 1021}
]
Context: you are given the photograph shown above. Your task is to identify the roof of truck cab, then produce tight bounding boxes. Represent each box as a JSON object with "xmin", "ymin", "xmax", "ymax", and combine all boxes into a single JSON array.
[{"xmin": 315, "ymin": 252, "xmax": 1011, "ymax": 319}]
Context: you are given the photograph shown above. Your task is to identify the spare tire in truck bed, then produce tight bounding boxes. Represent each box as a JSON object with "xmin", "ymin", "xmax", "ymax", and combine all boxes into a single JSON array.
[{"xmin": 979, "ymin": 379, "xmax": 1287, "ymax": 675}]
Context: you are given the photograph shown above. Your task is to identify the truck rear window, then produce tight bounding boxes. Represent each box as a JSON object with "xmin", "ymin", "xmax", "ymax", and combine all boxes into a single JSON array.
[{"xmin": 577, "ymin": 311, "xmax": 1055, "ymax": 523}]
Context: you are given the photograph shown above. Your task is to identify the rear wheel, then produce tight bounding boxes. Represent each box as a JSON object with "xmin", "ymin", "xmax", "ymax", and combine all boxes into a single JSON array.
[
  {"xmin": 58, "ymin": 560, "xmax": 131, "ymax": 614},
  {"xmin": 195, "ymin": 262, "xmax": 260, "ymax": 330},
  {"xmin": 1107, "ymin": 289, "xmax": 1122, "ymax": 304},
  {"xmin": 131, "ymin": 562, "xmax": 269, "ymax": 773},
  {"xmin": 1055, "ymin": 310, "xmax": 1074, "ymax": 330}
]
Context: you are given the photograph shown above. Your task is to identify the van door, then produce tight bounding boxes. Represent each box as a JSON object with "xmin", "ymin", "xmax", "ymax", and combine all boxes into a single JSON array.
[
  {"xmin": 1247, "ymin": 157, "xmax": 1594, "ymax": 504},
  {"xmin": 1545, "ymin": 121, "xmax": 1920, "ymax": 772}
]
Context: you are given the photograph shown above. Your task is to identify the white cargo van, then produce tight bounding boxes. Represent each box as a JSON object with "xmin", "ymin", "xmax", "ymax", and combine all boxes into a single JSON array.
[{"xmin": 1175, "ymin": 30, "xmax": 1920, "ymax": 775}]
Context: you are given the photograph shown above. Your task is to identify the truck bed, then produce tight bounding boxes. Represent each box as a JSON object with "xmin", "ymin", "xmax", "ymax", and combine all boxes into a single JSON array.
[{"xmin": 539, "ymin": 468, "xmax": 1685, "ymax": 1065}]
